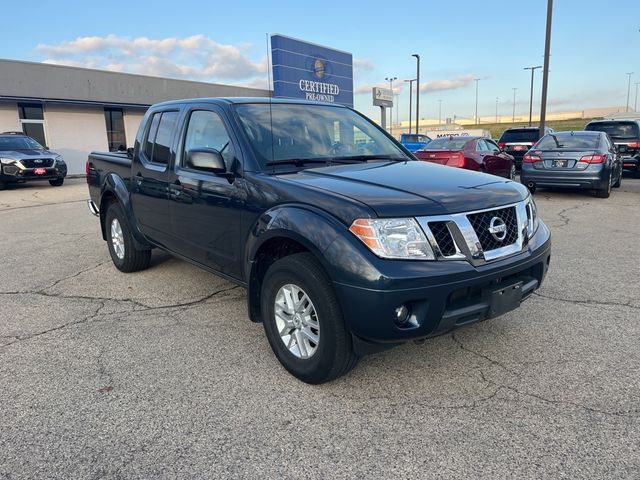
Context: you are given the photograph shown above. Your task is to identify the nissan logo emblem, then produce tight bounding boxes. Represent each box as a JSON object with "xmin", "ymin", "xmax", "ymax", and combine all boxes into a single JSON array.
[{"xmin": 488, "ymin": 216, "xmax": 507, "ymax": 241}]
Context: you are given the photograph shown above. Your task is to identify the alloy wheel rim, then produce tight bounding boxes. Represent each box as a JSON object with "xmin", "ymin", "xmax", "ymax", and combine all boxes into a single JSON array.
[
  {"xmin": 110, "ymin": 218, "xmax": 125, "ymax": 260},
  {"xmin": 274, "ymin": 283, "xmax": 320, "ymax": 359}
]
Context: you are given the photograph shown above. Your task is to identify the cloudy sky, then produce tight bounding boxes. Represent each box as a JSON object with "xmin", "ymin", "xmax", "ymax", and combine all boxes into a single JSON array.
[{"xmin": 3, "ymin": 0, "xmax": 640, "ymax": 122}]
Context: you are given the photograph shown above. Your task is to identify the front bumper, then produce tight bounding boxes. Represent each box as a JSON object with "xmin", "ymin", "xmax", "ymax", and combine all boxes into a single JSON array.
[
  {"xmin": 332, "ymin": 221, "xmax": 551, "ymax": 344},
  {"xmin": 1, "ymin": 165, "xmax": 67, "ymax": 183},
  {"xmin": 520, "ymin": 164, "xmax": 608, "ymax": 190}
]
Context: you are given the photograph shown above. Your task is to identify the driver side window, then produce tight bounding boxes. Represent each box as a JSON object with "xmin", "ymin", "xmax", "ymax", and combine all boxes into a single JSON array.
[{"xmin": 183, "ymin": 110, "xmax": 235, "ymax": 169}]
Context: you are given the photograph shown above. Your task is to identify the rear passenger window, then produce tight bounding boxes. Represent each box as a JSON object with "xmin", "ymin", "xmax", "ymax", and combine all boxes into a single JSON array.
[{"xmin": 143, "ymin": 111, "xmax": 179, "ymax": 165}]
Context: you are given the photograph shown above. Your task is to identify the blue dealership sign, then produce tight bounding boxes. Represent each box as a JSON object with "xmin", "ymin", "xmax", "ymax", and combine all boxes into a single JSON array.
[{"xmin": 271, "ymin": 34, "xmax": 353, "ymax": 108}]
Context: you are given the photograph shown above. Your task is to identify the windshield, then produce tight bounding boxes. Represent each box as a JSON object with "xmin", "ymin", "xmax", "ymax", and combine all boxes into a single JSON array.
[
  {"xmin": 422, "ymin": 137, "xmax": 469, "ymax": 150},
  {"xmin": 585, "ymin": 121, "xmax": 639, "ymax": 140},
  {"xmin": 403, "ymin": 134, "xmax": 430, "ymax": 143},
  {"xmin": 234, "ymin": 103, "xmax": 406, "ymax": 167},
  {"xmin": 0, "ymin": 136, "xmax": 44, "ymax": 151},
  {"xmin": 536, "ymin": 133, "xmax": 599, "ymax": 150},
  {"xmin": 499, "ymin": 129, "xmax": 540, "ymax": 143}
]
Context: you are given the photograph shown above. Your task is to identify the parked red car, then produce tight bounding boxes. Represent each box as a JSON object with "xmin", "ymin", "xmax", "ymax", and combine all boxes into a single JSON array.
[{"xmin": 415, "ymin": 136, "xmax": 516, "ymax": 179}]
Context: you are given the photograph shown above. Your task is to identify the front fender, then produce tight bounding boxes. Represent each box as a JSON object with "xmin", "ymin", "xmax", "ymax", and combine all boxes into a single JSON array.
[{"xmin": 100, "ymin": 173, "xmax": 150, "ymax": 248}]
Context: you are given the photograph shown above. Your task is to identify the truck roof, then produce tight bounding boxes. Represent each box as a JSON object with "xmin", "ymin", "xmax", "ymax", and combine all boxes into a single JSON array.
[{"xmin": 152, "ymin": 97, "xmax": 348, "ymax": 109}]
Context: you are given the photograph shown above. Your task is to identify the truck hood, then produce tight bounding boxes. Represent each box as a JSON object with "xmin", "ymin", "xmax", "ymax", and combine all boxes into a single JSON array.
[{"xmin": 280, "ymin": 160, "xmax": 528, "ymax": 217}]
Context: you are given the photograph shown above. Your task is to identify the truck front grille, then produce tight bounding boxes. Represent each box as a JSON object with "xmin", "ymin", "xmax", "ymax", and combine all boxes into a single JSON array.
[
  {"xmin": 20, "ymin": 158, "xmax": 54, "ymax": 168},
  {"xmin": 467, "ymin": 206, "xmax": 518, "ymax": 251}
]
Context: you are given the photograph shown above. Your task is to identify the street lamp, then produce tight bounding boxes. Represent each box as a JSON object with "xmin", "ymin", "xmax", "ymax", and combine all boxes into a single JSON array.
[
  {"xmin": 474, "ymin": 78, "xmax": 480, "ymax": 125},
  {"xmin": 524, "ymin": 65, "xmax": 542, "ymax": 126},
  {"xmin": 385, "ymin": 76, "xmax": 397, "ymax": 132},
  {"xmin": 626, "ymin": 72, "xmax": 634, "ymax": 112},
  {"xmin": 512, "ymin": 87, "xmax": 517, "ymax": 122},
  {"xmin": 412, "ymin": 54, "xmax": 420, "ymax": 133},
  {"xmin": 438, "ymin": 99, "xmax": 442, "ymax": 125},
  {"xmin": 404, "ymin": 79, "xmax": 416, "ymax": 133},
  {"xmin": 495, "ymin": 97, "xmax": 499, "ymax": 123}
]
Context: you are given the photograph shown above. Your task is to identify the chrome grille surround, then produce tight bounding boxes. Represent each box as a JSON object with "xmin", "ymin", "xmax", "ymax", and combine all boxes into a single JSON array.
[{"xmin": 417, "ymin": 200, "xmax": 530, "ymax": 266}]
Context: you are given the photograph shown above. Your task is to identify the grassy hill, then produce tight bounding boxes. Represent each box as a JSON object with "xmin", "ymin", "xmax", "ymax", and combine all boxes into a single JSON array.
[{"xmin": 469, "ymin": 118, "xmax": 596, "ymax": 139}]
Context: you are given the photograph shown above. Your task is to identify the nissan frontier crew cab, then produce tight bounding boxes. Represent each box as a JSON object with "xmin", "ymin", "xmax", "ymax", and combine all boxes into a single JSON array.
[{"xmin": 87, "ymin": 98, "xmax": 551, "ymax": 384}]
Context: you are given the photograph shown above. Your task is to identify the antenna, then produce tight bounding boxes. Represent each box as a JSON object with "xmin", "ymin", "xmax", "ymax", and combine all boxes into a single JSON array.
[{"xmin": 266, "ymin": 33, "xmax": 275, "ymax": 169}]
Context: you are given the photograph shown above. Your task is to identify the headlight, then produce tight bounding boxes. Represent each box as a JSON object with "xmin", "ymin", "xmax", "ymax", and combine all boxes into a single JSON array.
[
  {"xmin": 0, "ymin": 157, "xmax": 15, "ymax": 165},
  {"xmin": 54, "ymin": 155, "xmax": 65, "ymax": 164},
  {"xmin": 525, "ymin": 195, "xmax": 539, "ymax": 238},
  {"xmin": 349, "ymin": 218, "xmax": 435, "ymax": 260}
]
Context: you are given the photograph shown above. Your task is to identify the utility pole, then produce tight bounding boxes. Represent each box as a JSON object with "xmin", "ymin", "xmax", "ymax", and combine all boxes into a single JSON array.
[
  {"xmin": 385, "ymin": 76, "xmax": 397, "ymax": 133},
  {"xmin": 412, "ymin": 54, "xmax": 420, "ymax": 133},
  {"xmin": 438, "ymin": 99, "xmax": 442, "ymax": 125},
  {"xmin": 524, "ymin": 65, "xmax": 542, "ymax": 126},
  {"xmin": 538, "ymin": 0, "xmax": 553, "ymax": 137},
  {"xmin": 474, "ymin": 78, "xmax": 480, "ymax": 125},
  {"xmin": 626, "ymin": 72, "xmax": 634, "ymax": 112},
  {"xmin": 512, "ymin": 87, "xmax": 517, "ymax": 122},
  {"xmin": 404, "ymin": 79, "xmax": 416, "ymax": 134},
  {"xmin": 495, "ymin": 97, "xmax": 499, "ymax": 123}
]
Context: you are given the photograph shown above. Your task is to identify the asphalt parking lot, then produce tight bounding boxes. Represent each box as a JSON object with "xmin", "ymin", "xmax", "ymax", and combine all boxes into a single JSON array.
[{"xmin": 1, "ymin": 177, "xmax": 639, "ymax": 479}]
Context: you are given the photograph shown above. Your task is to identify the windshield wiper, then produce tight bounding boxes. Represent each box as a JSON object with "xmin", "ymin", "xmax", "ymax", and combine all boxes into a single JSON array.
[{"xmin": 265, "ymin": 158, "xmax": 329, "ymax": 167}]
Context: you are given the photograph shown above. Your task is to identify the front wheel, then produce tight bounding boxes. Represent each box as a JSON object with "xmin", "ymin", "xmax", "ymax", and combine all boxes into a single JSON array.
[
  {"xmin": 261, "ymin": 253, "xmax": 358, "ymax": 384},
  {"xmin": 49, "ymin": 178, "xmax": 64, "ymax": 187},
  {"xmin": 105, "ymin": 202, "xmax": 151, "ymax": 272}
]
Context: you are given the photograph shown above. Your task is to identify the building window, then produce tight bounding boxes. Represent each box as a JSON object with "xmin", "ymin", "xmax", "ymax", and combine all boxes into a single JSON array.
[
  {"xmin": 104, "ymin": 108, "xmax": 127, "ymax": 151},
  {"xmin": 18, "ymin": 102, "xmax": 47, "ymax": 147}
]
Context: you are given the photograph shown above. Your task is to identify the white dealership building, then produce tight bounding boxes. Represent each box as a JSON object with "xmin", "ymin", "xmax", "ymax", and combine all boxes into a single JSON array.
[{"xmin": 0, "ymin": 59, "xmax": 269, "ymax": 174}]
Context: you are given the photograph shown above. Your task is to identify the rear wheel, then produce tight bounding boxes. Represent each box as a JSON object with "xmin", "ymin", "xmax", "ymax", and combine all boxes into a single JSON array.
[
  {"xmin": 612, "ymin": 167, "xmax": 622, "ymax": 188},
  {"xmin": 261, "ymin": 253, "xmax": 358, "ymax": 384},
  {"xmin": 49, "ymin": 178, "xmax": 64, "ymax": 187},
  {"xmin": 105, "ymin": 202, "xmax": 151, "ymax": 272},
  {"xmin": 508, "ymin": 164, "xmax": 516, "ymax": 180},
  {"xmin": 595, "ymin": 174, "xmax": 612, "ymax": 198},
  {"xmin": 527, "ymin": 184, "xmax": 536, "ymax": 194}
]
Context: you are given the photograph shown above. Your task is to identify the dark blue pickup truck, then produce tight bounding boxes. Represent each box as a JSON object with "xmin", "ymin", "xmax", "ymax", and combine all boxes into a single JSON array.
[{"xmin": 87, "ymin": 98, "xmax": 551, "ymax": 383}]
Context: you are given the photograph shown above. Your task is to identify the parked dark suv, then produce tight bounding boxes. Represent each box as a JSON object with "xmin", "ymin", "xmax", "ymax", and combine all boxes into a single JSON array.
[
  {"xmin": 0, "ymin": 132, "xmax": 67, "ymax": 188},
  {"xmin": 585, "ymin": 118, "xmax": 640, "ymax": 177},
  {"xmin": 498, "ymin": 127, "xmax": 554, "ymax": 170}
]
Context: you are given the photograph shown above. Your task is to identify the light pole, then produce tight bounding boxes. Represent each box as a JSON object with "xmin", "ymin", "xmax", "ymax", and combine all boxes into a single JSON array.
[
  {"xmin": 438, "ymin": 99, "xmax": 442, "ymax": 124},
  {"xmin": 404, "ymin": 79, "xmax": 416, "ymax": 134},
  {"xmin": 524, "ymin": 65, "xmax": 542, "ymax": 126},
  {"xmin": 512, "ymin": 87, "xmax": 517, "ymax": 122},
  {"xmin": 495, "ymin": 97, "xmax": 499, "ymax": 123},
  {"xmin": 412, "ymin": 54, "xmax": 420, "ymax": 133},
  {"xmin": 626, "ymin": 72, "xmax": 634, "ymax": 112},
  {"xmin": 538, "ymin": 0, "xmax": 553, "ymax": 137},
  {"xmin": 635, "ymin": 82, "xmax": 640, "ymax": 112},
  {"xmin": 385, "ymin": 76, "xmax": 397, "ymax": 133},
  {"xmin": 474, "ymin": 78, "xmax": 480, "ymax": 125}
]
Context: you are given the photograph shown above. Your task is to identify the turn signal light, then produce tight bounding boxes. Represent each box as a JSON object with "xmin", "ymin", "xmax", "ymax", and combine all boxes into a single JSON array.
[
  {"xmin": 523, "ymin": 154, "xmax": 541, "ymax": 163},
  {"xmin": 578, "ymin": 154, "xmax": 606, "ymax": 164}
]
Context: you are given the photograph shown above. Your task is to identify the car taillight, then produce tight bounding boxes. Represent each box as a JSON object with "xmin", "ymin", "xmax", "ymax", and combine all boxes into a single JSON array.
[
  {"xmin": 447, "ymin": 152, "xmax": 465, "ymax": 168},
  {"xmin": 523, "ymin": 154, "xmax": 541, "ymax": 163},
  {"xmin": 627, "ymin": 142, "xmax": 640, "ymax": 149},
  {"xmin": 579, "ymin": 154, "xmax": 606, "ymax": 164},
  {"xmin": 498, "ymin": 142, "xmax": 506, "ymax": 149}
]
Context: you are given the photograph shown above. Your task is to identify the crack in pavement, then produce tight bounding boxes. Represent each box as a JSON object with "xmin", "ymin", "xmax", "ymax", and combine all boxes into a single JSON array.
[
  {"xmin": 42, "ymin": 260, "xmax": 111, "ymax": 292},
  {"xmin": 0, "ymin": 199, "xmax": 86, "ymax": 213},
  {"xmin": 0, "ymin": 285, "xmax": 242, "ymax": 350},
  {"xmin": 534, "ymin": 291, "xmax": 640, "ymax": 311},
  {"xmin": 551, "ymin": 204, "xmax": 586, "ymax": 229},
  {"xmin": 452, "ymin": 334, "xmax": 638, "ymax": 418}
]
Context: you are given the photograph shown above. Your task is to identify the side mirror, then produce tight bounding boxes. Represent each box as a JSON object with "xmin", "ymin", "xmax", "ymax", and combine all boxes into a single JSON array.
[
  {"xmin": 493, "ymin": 149, "xmax": 501, "ymax": 154},
  {"xmin": 44, "ymin": 146, "xmax": 50, "ymax": 150},
  {"xmin": 187, "ymin": 148, "xmax": 226, "ymax": 174}
]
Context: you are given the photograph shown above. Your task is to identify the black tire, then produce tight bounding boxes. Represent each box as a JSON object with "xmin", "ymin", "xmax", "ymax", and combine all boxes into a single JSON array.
[
  {"xmin": 49, "ymin": 178, "xmax": 64, "ymax": 187},
  {"xmin": 261, "ymin": 253, "xmax": 358, "ymax": 384},
  {"xmin": 508, "ymin": 164, "xmax": 516, "ymax": 180},
  {"xmin": 105, "ymin": 202, "xmax": 151, "ymax": 272},
  {"xmin": 595, "ymin": 174, "xmax": 612, "ymax": 198},
  {"xmin": 612, "ymin": 168, "xmax": 622, "ymax": 188},
  {"xmin": 527, "ymin": 185, "xmax": 536, "ymax": 194}
]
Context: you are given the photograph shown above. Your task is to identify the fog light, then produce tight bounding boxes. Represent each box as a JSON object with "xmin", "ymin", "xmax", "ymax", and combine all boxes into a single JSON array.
[{"xmin": 394, "ymin": 304, "xmax": 411, "ymax": 326}]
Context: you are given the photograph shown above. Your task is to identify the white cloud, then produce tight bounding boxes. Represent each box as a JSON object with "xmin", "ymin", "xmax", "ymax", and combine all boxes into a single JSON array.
[
  {"xmin": 353, "ymin": 58, "xmax": 374, "ymax": 72},
  {"xmin": 36, "ymin": 34, "xmax": 267, "ymax": 83},
  {"xmin": 420, "ymin": 74, "xmax": 475, "ymax": 92}
]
